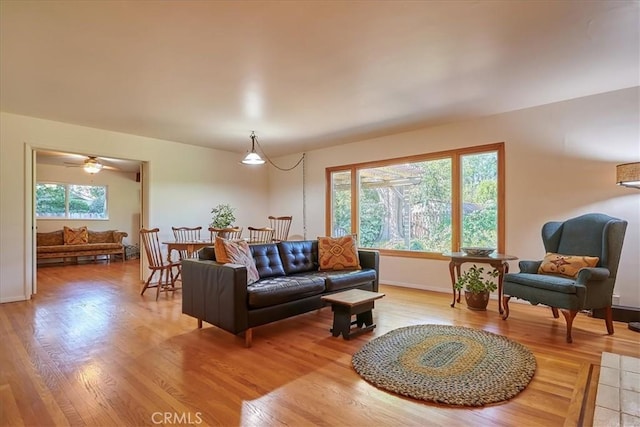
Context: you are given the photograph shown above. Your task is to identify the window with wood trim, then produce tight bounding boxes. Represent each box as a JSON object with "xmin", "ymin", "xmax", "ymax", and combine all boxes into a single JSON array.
[
  {"xmin": 36, "ymin": 182, "xmax": 108, "ymax": 220},
  {"xmin": 326, "ymin": 143, "xmax": 504, "ymax": 258}
]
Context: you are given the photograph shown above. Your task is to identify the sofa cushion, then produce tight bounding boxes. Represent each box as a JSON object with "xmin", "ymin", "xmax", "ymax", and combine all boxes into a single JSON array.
[
  {"xmin": 218, "ymin": 238, "xmax": 260, "ymax": 285},
  {"xmin": 63, "ymin": 226, "xmax": 89, "ymax": 245},
  {"xmin": 37, "ymin": 243, "xmax": 124, "ymax": 254},
  {"xmin": 37, "ymin": 230, "xmax": 64, "ymax": 246},
  {"xmin": 213, "ymin": 236, "xmax": 233, "ymax": 263},
  {"xmin": 247, "ymin": 275, "xmax": 325, "ymax": 308},
  {"xmin": 198, "ymin": 246, "xmax": 216, "ymax": 261},
  {"xmin": 278, "ymin": 240, "xmax": 318, "ymax": 274},
  {"xmin": 317, "ymin": 235, "xmax": 361, "ymax": 271},
  {"xmin": 250, "ymin": 243, "xmax": 285, "ymax": 279},
  {"xmin": 89, "ymin": 230, "xmax": 116, "ymax": 243},
  {"xmin": 314, "ymin": 269, "xmax": 377, "ymax": 292}
]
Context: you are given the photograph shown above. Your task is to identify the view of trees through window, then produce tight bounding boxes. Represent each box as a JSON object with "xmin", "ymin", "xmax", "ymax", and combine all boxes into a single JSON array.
[
  {"xmin": 328, "ymin": 143, "xmax": 503, "ymax": 256},
  {"xmin": 36, "ymin": 183, "xmax": 108, "ymax": 219}
]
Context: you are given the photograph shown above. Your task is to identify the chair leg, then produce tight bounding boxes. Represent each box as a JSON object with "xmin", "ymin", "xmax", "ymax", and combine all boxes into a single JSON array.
[
  {"xmin": 560, "ymin": 309, "xmax": 578, "ymax": 343},
  {"xmin": 551, "ymin": 307, "xmax": 559, "ymax": 318},
  {"xmin": 604, "ymin": 306, "xmax": 615, "ymax": 335},
  {"xmin": 502, "ymin": 296, "xmax": 511, "ymax": 320},
  {"xmin": 141, "ymin": 270, "xmax": 157, "ymax": 296},
  {"xmin": 156, "ymin": 269, "xmax": 162, "ymax": 301}
]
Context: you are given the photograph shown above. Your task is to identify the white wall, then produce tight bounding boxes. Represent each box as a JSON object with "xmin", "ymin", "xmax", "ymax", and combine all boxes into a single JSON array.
[
  {"xmin": 36, "ymin": 163, "xmax": 141, "ymax": 244},
  {"xmin": 0, "ymin": 112, "xmax": 270, "ymax": 303},
  {"xmin": 3, "ymin": 88, "xmax": 639, "ymax": 306},
  {"xmin": 270, "ymin": 87, "xmax": 640, "ymax": 307}
]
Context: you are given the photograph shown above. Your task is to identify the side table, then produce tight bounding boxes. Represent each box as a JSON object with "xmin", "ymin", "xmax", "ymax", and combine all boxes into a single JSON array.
[
  {"xmin": 443, "ymin": 252, "xmax": 518, "ymax": 314},
  {"xmin": 321, "ymin": 289, "xmax": 385, "ymax": 339}
]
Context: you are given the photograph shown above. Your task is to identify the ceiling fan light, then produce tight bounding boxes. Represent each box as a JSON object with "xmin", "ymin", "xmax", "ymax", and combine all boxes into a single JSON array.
[{"xmin": 84, "ymin": 159, "xmax": 103, "ymax": 174}]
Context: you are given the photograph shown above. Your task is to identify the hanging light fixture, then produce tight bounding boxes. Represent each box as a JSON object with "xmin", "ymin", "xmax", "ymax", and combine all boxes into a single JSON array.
[
  {"xmin": 241, "ymin": 131, "xmax": 265, "ymax": 165},
  {"xmin": 239, "ymin": 131, "xmax": 307, "ymax": 237},
  {"xmin": 616, "ymin": 162, "xmax": 640, "ymax": 189},
  {"xmin": 83, "ymin": 157, "xmax": 103, "ymax": 174}
]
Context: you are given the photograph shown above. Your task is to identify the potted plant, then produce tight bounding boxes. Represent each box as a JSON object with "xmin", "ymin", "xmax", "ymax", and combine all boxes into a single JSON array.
[
  {"xmin": 454, "ymin": 264, "xmax": 499, "ymax": 311},
  {"xmin": 210, "ymin": 203, "xmax": 236, "ymax": 228}
]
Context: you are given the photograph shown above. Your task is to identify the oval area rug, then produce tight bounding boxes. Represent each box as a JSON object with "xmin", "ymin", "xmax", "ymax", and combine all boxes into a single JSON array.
[{"xmin": 352, "ymin": 324, "xmax": 536, "ymax": 406}]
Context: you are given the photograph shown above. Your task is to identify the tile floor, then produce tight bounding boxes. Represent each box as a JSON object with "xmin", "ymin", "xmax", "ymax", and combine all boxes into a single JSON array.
[{"xmin": 594, "ymin": 352, "xmax": 640, "ymax": 426}]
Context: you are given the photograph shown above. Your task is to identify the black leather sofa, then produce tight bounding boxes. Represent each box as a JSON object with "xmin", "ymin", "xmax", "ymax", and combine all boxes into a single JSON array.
[{"xmin": 181, "ymin": 240, "xmax": 379, "ymax": 346}]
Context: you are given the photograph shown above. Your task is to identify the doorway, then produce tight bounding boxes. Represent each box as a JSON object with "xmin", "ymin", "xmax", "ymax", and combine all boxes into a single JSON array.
[{"xmin": 30, "ymin": 148, "xmax": 147, "ymax": 295}]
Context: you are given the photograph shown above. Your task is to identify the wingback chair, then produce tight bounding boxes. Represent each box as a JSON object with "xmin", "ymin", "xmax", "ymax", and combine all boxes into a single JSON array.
[{"xmin": 502, "ymin": 213, "xmax": 627, "ymax": 343}]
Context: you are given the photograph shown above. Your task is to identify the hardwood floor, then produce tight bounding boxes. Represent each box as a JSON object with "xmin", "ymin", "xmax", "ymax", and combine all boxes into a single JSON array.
[{"xmin": 1, "ymin": 260, "xmax": 639, "ymax": 426}]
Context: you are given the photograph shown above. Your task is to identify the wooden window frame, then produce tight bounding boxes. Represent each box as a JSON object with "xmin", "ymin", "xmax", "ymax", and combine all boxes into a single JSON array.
[{"xmin": 325, "ymin": 142, "xmax": 505, "ymax": 260}]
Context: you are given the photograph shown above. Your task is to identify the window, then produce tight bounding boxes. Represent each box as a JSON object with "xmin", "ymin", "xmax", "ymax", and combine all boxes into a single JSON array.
[
  {"xmin": 326, "ymin": 143, "xmax": 504, "ymax": 258},
  {"xmin": 36, "ymin": 183, "xmax": 108, "ymax": 219}
]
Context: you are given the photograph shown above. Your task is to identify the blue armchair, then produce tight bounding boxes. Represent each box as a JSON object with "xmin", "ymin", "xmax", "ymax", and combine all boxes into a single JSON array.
[{"xmin": 502, "ymin": 213, "xmax": 627, "ymax": 343}]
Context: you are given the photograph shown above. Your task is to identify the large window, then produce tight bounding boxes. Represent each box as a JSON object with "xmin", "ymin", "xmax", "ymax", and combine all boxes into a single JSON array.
[
  {"xmin": 36, "ymin": 183, "xmax": 108, "ymax": 219},
  {"xmin": 326, "ymin": 143, "xmax": 504, "ymax": 258}
]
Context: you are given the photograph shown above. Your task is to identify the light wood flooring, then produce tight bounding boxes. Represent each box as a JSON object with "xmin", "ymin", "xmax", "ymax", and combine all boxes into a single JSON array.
[{"xmin": 1, "ymin": 260, "xmax": 639, "ymax": 426}]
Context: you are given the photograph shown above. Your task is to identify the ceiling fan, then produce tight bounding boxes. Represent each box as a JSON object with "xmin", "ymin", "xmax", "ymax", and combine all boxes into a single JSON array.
[{"xmin": 64, "ymin": 156, "xmax": 116, "ymax": 174}]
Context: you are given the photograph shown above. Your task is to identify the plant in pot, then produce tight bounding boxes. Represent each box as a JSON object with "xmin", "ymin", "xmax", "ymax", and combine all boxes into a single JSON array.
[
  {"xmin": 210, "ymin": 203, "xmax": 236, "ymax": 228},
  {"xmin": 454, "ymin": 264, "xmax": 499, "ymax": 311}
]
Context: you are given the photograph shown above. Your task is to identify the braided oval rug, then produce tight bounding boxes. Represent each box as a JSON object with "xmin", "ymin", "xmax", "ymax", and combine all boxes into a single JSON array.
[{"xmin": 352, "ymin": 324, "xmax": 536, "ymax": 406}]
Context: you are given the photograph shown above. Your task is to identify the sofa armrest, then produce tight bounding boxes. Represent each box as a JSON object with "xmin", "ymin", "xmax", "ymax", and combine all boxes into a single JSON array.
[
  {"xmin": 181, "ymin": 259, "xmax": 249, "ymax": 334},
  {"xmin": 359, "ymin": 249, "xmax": 380, "ymax": 292},
  {"xmin": 113, "ymin": 231, "xmax": 128, "ymax": 244}
]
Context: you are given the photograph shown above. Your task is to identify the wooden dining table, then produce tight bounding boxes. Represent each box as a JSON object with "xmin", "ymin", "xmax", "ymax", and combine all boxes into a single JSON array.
[{"xmin": 162, "ymin": 240, "xmax": 211, "ymax": 262}]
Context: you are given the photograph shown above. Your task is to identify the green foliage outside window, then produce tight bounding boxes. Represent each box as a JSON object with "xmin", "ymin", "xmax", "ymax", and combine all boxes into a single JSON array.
[
  {"xmin": 330, "ymin": 146, "xmax": 500, "ymax": 254},
  {"xmin": 36, "ymin": 183, "xmax": 108, "ymax": 219}
]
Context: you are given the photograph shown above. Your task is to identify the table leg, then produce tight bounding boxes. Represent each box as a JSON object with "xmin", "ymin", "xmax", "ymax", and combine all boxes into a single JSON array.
[
  {"xmin": 449, "ymin": 260, "xmax": 457, "ymax": 307},
  {"xmin": 495, "ymin": 261, "xmax": 509, "ymax": 315}
]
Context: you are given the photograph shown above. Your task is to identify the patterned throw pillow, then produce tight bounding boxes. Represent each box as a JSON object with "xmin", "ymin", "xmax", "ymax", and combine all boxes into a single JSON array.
[
  {"xmin": 214, "ymin": 236, "xmax": 260, "ymax": 284},
  {"xmin": 63, "ymin": 226, "xmax": 89, "ymax": 245},
  {"xmin": 318, "ymin": 235, "xmax": 361, "ymax": 271},
  {"xmin": 538, "ymin": 252, "xmax": 599, "ymax": 278}
]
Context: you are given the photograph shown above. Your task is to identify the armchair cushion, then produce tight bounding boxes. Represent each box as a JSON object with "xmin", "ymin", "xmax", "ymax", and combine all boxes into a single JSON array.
[
  {"xmin": 538, "ymin": 253, "xmax": 599, "ymax": 278},
  {"xmin": 504, "ymin": 273, "xmax": 578, "ymax": 294}
]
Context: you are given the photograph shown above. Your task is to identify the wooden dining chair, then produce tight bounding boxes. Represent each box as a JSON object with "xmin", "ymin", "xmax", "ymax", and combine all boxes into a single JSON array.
[
  {"xmin": 269, "ymin": 216, "xmax": 292, "ymax": 242},
  {"xmin": 248, "ymin": 226, "xmax": 275, "ymax": 244},
  {"xmin": 209, "ymin": 227, "xmax": 243, "ymax": 241},
  {"xmin": 140, "ymin": 228, "xmax": 182, "ymax": 300},
  {"xmin": 172, "ymin": 226, "xmax": 202, "ymax": 260}
]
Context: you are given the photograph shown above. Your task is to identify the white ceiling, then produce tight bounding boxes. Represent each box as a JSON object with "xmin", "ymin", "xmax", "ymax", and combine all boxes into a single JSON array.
[{"xmin": 1, "ymin": 1, "xmax": 638, "ymax": 157}]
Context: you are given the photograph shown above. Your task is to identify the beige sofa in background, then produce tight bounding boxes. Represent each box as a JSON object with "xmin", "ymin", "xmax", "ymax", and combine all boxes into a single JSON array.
[{"xmin": 37, "ymin": 229, "xmax": 128, "ymax": 263}]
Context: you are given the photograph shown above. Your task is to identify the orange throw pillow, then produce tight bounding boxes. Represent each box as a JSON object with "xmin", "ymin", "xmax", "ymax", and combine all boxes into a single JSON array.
[
  {"xmin": 318, "ymin": 235, "xmax": 361, "ymax": 271},
  {"xmin": 538, "ymin": 252, "xmax": 599, "ymax": 278},
  {"xmin": 63, "ymin": 226, "xmax": 88, "ymax": 245},
  {"xmin": 214, "ymin": 236, "xmax": 259, "ymax": 284},
  {"xmin": 214, "ymin": 236, "xmax": 232, "ymax": 263}
]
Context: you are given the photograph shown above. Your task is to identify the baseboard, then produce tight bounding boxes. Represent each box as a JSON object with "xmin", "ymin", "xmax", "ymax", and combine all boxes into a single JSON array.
[{"xmin": 591, "ymin": 305, "xmax": 640, "ymax": 323}]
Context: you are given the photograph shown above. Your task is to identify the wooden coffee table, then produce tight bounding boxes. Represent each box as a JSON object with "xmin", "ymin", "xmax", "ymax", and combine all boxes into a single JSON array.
[{"xmin": 321, "ymin": 289, "xmax": 385, "ymax": 340}]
